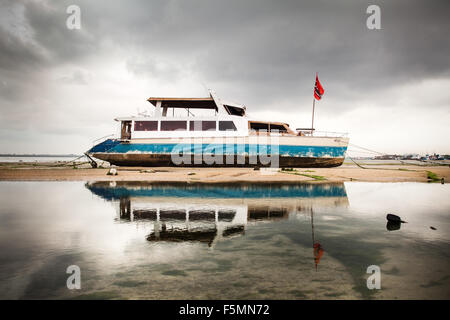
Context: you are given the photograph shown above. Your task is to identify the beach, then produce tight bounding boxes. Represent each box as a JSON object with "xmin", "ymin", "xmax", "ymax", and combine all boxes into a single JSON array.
[{"xmin": 0, "ymin": 161, "xmax": 448, "ymax": 183}]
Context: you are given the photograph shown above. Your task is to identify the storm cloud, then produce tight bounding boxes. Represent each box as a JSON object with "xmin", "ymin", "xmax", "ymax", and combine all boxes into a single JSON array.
[{"xmin": 0, "ymin": 0, "xmax": 449, "ymax": 154}]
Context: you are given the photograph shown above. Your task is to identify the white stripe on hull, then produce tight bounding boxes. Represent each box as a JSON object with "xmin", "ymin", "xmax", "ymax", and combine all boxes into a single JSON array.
[{"xmin": 124, "ymin": 136, "xmax": 349, "ymax": 148}]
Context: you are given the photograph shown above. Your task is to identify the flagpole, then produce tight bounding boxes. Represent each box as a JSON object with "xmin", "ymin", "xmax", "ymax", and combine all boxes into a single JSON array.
[
  {"xmin": 311, "ymin": 96, "xmax": 315, "ymax": 136},
  {"xmin": 311, "ymin": 72, "xmax": 317, "ymax": 136}
]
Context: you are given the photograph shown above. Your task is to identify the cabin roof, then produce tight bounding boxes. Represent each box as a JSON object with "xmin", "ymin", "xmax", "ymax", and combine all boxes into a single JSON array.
[
  {"xmin": 147, "ymin": 97, "xmax": 217, "ymax": 109},
  {"xmin": 147, "ymin": 97, "xmax": 246, "ymax": 111}
]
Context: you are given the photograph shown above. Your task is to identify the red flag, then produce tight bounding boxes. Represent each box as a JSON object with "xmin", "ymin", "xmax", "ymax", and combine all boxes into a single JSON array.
[{"xmin": 314, "ymin": 74, "xmax": 324, "ymax": 100}]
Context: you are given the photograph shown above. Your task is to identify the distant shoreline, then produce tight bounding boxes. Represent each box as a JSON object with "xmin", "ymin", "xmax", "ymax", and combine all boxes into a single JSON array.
[{"xmin": 0, "ymin": 154, "xmax": 80, "ymax": 158}]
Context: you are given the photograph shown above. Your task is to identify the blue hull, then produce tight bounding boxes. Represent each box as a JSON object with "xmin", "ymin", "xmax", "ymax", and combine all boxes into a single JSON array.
[
  {"xmin": 88, "ymin": 139, "xmax": 347, "ymax": 167},
  {"xmin": 89, "ymin": 139, "xmax": 347, "ymax": 157}
]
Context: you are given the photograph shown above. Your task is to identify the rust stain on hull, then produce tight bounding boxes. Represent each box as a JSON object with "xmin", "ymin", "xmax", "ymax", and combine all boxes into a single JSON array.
[{"xmin": 92, "ymin": 153, "xmax": 345, "ymax": 168}]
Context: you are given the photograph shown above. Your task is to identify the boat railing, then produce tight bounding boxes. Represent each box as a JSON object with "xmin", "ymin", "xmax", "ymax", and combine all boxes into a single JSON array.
[
  {"xmin": 296, "ymin": 129, "xmax": 348, "ymax": 137},
  {"xmin": 92, "ymin": 134, "xmax": 116, "ymax": 145},
  {"xmin": 312, "ymin": 131, "xmax": 348, "ymax": 137}
]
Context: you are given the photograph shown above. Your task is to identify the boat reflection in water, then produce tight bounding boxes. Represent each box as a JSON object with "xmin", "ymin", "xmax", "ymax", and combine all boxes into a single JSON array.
[{"xmin": 85, "ymin": 182, "xmax": 348, "ymax": 249}]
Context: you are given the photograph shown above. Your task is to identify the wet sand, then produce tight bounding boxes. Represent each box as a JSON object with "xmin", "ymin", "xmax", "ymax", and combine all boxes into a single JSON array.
[{"xmin": 0, "ymin": 162, "xmax": 449, "ymax": 183}]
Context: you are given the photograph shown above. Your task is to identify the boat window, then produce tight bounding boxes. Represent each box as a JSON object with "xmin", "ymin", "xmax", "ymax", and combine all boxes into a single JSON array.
[
  {"xmin": 161, "ymin": 121, "xmax": 187, "ymax": 131},
  {"xmin": 219, "ymin": 121, "xmax": 237, "ymax": 131},
  {"xmin": 249, "ymin": 122, "xmax": 269, "ymax": 132},
  {"xmin": 134, "ymin": 121, "xmax": 158, "ymax": 131},
  {"xmin": 224, "ymin": 105, "xmax": 245, "ymax": 117},
  {"xmin": 189, "ymin": 121, "xmax": 217, "ymax": 131},
  {"xmin": 270, "ymin": 124, "xmax": 288, "ymax": 133}
]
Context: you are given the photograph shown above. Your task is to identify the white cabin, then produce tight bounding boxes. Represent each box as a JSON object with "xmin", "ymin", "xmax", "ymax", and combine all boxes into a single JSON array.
[{"xmin": 115, "ymin": 93, "xmax": 296, "ymax": 140}]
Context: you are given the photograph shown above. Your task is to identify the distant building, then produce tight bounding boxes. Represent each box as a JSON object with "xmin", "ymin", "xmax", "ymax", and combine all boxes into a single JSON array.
[{"xmin": 374, "ymin": 154, "xmax": 398, "ymax": 160}]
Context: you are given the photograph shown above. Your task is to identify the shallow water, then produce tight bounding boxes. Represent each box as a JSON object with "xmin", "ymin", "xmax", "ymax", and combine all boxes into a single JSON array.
[{"xmin": 0, "ymin": 181, "xmax": 449, "ymax": 300}]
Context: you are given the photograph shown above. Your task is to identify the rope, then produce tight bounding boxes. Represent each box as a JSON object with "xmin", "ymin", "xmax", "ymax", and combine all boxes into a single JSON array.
[
  {"xmin": 20, "ymin": 154, "xmax": 94, "ymax": 168},
  {"xmin": 347, "ymin": 143, "xmax": 427, "ymax": 167},
  {"xmin": 347, "ymin": 143, "xmax": 388, "ymax": 169},
  {"xmin": 50, "ymin": 154, "xmax": 87, "ymax": 167},
  {"xmin": 345, "ymin": 143, "xmax": 444, "ymax": 170},
  {"xmin": 348, "ymin": 156, "xmax": 368, "ymax": 169},
  {"xmin": 348, "ymin": 143, "xmax": 385, "ymax": 156},
  {"xmin": 349, "ymin": 145, "xmax": 442, "ymax": 168}
]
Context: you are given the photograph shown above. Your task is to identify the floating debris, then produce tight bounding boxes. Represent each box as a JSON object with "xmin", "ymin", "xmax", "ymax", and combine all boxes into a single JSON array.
[{"xmin": 430, "ymin": 226, "xmax": 437, "ymax": 230}]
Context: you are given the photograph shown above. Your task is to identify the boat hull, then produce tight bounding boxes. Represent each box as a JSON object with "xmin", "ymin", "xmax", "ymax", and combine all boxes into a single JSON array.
[
  {"xmin": 90, "ymin": 152, "xmax": 344, "ymax": 168},
  {"xmin": 87, "ymin": 137, "xmax": 348, "ymax": 168}
]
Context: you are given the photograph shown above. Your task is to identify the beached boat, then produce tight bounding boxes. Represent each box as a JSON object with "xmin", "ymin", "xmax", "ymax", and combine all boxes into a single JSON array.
[{"xmin": 87, "ymin": 91, "xmax": 349, "ymax": 167}]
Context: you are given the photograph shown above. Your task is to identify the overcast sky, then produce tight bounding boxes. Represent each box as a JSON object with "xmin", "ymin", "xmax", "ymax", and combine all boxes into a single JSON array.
[{"xmin": 1, "ymin": 0, "xmax": 449, "ymax": 155}]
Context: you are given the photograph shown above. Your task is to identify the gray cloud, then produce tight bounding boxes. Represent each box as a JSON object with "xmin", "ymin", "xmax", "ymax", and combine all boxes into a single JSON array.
[
  {"xmin": 0, "ymin": 0, "xmax": 449, "ymax": 153},
  {"xmin": 87, "ymin": 0, "xmax": 450, "ymax": 107}
]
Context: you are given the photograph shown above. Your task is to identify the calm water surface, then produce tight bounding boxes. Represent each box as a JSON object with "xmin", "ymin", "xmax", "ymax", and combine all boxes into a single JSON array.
[{"xmin": 0, "ymin": 181, "xmax": 449, "ymax": 299}]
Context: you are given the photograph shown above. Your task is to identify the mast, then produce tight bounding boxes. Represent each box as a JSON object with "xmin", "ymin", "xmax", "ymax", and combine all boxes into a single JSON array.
[{"xmin": 311, "ymin": 97, "xmax": 316, "ymax": 136}]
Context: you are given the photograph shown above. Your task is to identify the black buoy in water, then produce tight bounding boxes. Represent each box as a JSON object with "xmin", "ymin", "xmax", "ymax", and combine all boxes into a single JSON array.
[{"xmin": 386, "ymin": 214, "xmax": 406, "ymax": 223}]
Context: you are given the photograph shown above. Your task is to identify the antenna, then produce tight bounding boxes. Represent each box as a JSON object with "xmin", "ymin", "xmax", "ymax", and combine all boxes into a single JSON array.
[{"xmin": 200, "ymin": 81, "xmax": 209, "ymax": 94}]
